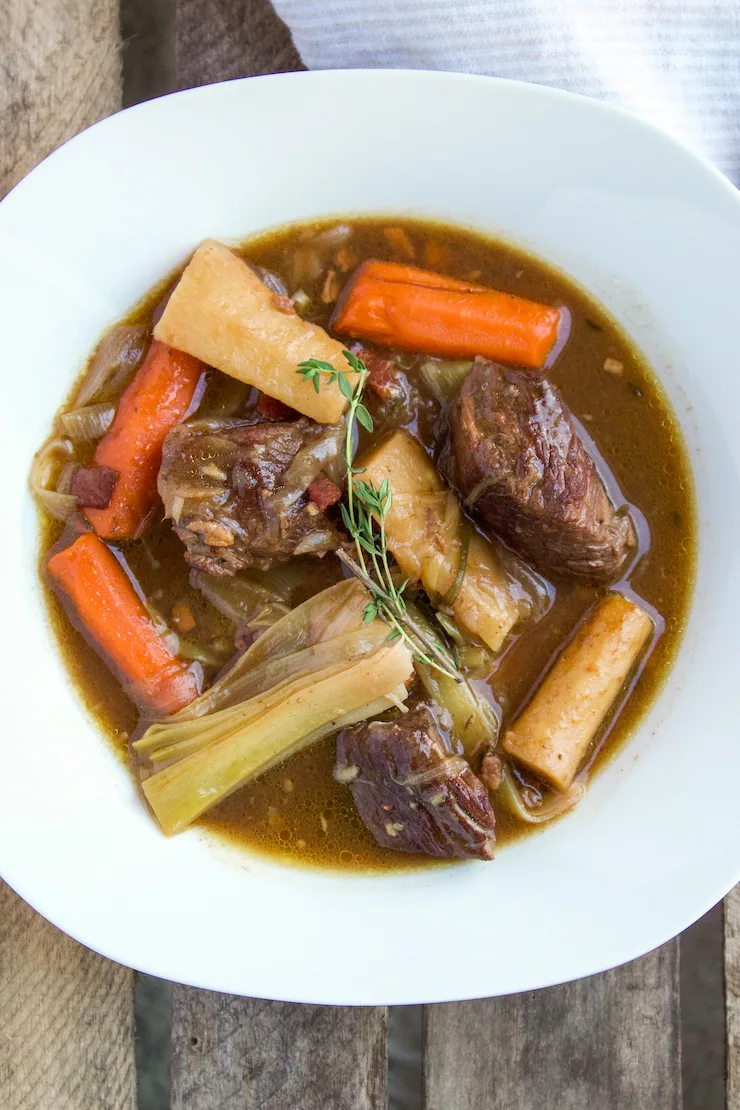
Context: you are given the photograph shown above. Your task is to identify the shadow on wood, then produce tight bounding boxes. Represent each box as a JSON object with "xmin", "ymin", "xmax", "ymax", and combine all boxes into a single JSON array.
[{"xmin": 174, "ymin": 0, "xmax": 303, "ymax": 89}]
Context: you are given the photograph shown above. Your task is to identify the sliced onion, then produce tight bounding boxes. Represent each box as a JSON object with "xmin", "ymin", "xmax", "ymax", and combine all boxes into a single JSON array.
[
  {"xmin": 30, "ymin": 438, "xmax": 78, "ymax": 521},
  {"xmin": 56, "ymin": 461, "xmax": 80, "ymax": 496},
  {"xmin": 496, "ymin": 765, "xmax": 585, "ymax": 825},
  {"xmin": 311, "ymin": 224, "xmax": 352, "ymax": 247},
  {"xmin": 292, "ymin": 247, "xmax": 322, "ymax": 287},
  {"xmin": 253, "ymin": 266, "xmax": 288, "ymax": 297},
  {"xmin": 291, "ymin": 288, "xmax": 311, "ymax": 314},
  {"xmin": 59, "ymin": 402, "xmax": 115, "ymax": 441},
  {"xmin": 74, "ymin": 325, "xmax": 149, "ymax": 407},
  {"xmin": 292, "ymin": 529, "xmax": 337, "ymax": 555}
]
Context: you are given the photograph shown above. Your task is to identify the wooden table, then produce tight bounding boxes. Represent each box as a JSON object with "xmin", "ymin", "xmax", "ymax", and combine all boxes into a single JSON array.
[{"xmin": 1, "ymin": 2, "xmax": 736, "ymax": 1106}]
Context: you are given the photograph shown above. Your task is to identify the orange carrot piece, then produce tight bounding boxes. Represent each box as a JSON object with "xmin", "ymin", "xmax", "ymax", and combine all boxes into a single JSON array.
[
  {"xmin": 85, "ymin": 340, "xmax": 204, "ymax": 540},
  {"xmin": 331, "ymin": 261, "xmax": 561, "ymax": 369},
  {"xmin": 48, "ymin": 533, "xmax": 200, "ymax": 716}
]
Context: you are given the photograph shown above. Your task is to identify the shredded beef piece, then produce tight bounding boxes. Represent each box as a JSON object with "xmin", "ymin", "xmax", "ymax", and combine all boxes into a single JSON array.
[
  {"xmin": 158, "ymin": 418, "xmax": 342, "ymax": 575},
  {"xmin": 335, "ymin": 700, "xmax": 496, "ymax": 860}
]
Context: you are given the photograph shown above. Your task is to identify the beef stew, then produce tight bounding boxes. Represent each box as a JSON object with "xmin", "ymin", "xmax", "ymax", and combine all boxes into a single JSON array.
[{"xmin": 34, "ymin": 217, "xmax": 696, "ymax": 871}]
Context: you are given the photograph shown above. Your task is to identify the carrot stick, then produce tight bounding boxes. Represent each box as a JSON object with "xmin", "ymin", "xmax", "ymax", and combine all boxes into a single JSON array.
[
  {"xmin": 331, "ymin": 260, "xmax": 561, "ymax": 368},
  {"xmin": 85, "ymin": 340, "xmax": 204, "ymax": 540},
  {"xmin": 47, "ymin": 532, "xmax": 200, "ymax": 716}
]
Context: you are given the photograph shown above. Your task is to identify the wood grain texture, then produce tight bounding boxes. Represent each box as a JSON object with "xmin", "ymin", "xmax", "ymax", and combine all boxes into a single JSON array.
[
  {"xmin": 0, "ymin": 0, "xmax": 121, "ymax": 197},
  {"xmin": 171, "ymin": 992, "xmax": 387, "ymax": 1109},
  {"xmin": 0, "ymin": 882, "xmax": 136, "ymax": 1110},
  {"xmin": 424, "ymin": 940, "xmax": 681, "ymax": 1110},
  {"xmin": 726, "ymin": 887, "xmax": 740, "ymax": 1109},
  {"xmin": 174, "ymin": 0, "xmax": 303, "ymax": 89},
  {"xmin": 0, "ymin": 8, "xmax": 134, "ymax": 1109}
]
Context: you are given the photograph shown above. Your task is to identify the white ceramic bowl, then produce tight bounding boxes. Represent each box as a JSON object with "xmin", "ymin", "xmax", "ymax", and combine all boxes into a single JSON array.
[{"xmin": 1, "ymin": 70, "xmax": 739, "ymax": 1005}]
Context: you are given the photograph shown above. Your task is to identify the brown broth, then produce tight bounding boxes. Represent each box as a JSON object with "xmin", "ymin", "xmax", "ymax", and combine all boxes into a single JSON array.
[{"xmin": 38, "ymin": 217, "xmax": 696, "ymax": 871}]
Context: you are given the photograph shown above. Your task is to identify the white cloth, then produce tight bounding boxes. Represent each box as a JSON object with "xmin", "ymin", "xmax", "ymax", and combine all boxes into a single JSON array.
[{"xmin": 272, "ymin": 0, "xmax": 740, "ymax": 183}]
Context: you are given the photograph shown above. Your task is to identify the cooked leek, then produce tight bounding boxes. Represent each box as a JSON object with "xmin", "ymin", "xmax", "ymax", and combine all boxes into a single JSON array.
[
  {"xmin": 172, "ymin": 578, "xmax": 370, "ymax": 720},
  {"xmin": 138, "ymin": 641, "xmax": 414, "ymax": 834},
  {"xmin": 192, "ymin": 570, "xmax": 291, "ymax": 628},
  {"xmin": 406, "ymin": 600, "xmax": 498, "ymax": 757},
  {"xmin": 58, "ymin": 403, "xmax": 115, "ymax": 442}
]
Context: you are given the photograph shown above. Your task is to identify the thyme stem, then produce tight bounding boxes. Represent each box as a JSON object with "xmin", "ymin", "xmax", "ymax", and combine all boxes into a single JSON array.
[{"xmin": 297, "ymin": 350, "xmax": 463, "ymax": 683}]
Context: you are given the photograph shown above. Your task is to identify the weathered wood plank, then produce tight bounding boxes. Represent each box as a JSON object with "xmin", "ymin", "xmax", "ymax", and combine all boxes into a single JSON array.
[
  {"xmin": 174, "ymin": 0, "xmax": 303, "ymax": 90},
  {"xmin": 171, "ymin": 992, "xmax": 387, "ymax": 1109},
  {"xmin": 0, "ymin": 882, "xmax": 136, "ymax": 1110},
  {"xmin": 424, "ymin": 940, "xmax": 681, "ymax": 1110},
  {"xmin": 0, "ymin": 6, "xmax": 134, "ymax": 1109},
  {"xmin": 1, "ymin": 0, "xmax": 121, "ymax": 196},
  {"xmin": 726, "ymin": 886, "xmax": 740, "ymax": 1109}
]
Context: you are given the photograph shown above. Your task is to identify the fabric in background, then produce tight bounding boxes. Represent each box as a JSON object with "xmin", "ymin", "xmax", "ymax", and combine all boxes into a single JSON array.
[{"xmin": 272, "ymin": 0, "xmax": 740, "ymax": 183}]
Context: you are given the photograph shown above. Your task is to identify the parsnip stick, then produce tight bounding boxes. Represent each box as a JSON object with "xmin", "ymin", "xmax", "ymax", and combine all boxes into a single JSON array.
[
  {"xmin": 503, "ymin": 593, "xmax": 654, "ymax": 790},
  {"xmin": 154, "ymin": 239, "xmax": 348, "ymax": 423}
]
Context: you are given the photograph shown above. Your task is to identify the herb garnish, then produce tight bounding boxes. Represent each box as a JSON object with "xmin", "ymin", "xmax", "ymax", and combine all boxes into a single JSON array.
[{"xmin": 297, "ymin": 351, "xmax": 461, "ymax": 681}]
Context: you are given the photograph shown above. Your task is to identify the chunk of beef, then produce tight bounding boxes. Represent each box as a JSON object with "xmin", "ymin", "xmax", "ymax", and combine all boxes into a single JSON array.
[
  {"xmin": 70, "ymin": 464, "xmax": 119, "ymax": 509},
  {"xmin": 158, "ymin": 418, "xmax": 342, "ymax": 575},
  {"xmin": 335, "ymin": 701, "xmax": 496, "ymax": 860},
  {"xmin": 450, "ymin": 359, "xmax": 635, "ymax": 581}
]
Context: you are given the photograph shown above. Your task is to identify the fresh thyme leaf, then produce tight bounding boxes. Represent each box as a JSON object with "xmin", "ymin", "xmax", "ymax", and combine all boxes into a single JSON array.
[
  {"xmin": 342, "ymin": 348, "xmax": 365, "ymax": 374},
  {"xmin": 358, "ymin": 534, "xmax": 380, "ymax": 556},
  {"xmin": 355, "ymin": 404, "xmax": 374, "ymax": 432},
  {"xmin": 337, "ymin": 372, "xmax": 354, "ymax": 401},
  {"xmin": 298, "ymin": 358, "xmax": 336, "ymax": 374},
  {"xmin": 363, "ymin": 602, "xmax": 378, "ymax": 623},
  {"xmin": 388, "ymin": 628, "xmax": 402, "ymax": 642},
  {"xmin": 340, "ymin": 503, "xmax": 353, "ymax": 532},
  {"xmin": 312, "ymin": 375, "xmax": 321, "ymax": 394}
]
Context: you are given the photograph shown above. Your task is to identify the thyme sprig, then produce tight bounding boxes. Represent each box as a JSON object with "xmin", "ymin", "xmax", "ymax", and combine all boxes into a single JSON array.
[{"xmin": 297, "ymin": 351, "xmax": 462, "ymax": 681}]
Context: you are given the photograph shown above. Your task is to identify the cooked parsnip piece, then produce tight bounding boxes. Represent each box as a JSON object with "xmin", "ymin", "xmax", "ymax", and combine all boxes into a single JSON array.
[
  {"xmin": 358, "ymin": 429, "xmax": 526, "ymax": 651},
  {"xmin": 154, "ymin": 239, "xmax": 348, "ymax": 423},
  {"xmin": 503, "ymin": 593, "xmax": 654, "ymax": 790}
]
